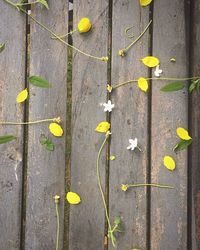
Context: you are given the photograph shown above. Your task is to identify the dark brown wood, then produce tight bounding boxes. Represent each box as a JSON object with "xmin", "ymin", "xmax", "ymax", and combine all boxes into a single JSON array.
[
  {"xmin": 25, "ymin": 1, "xmax": 68, "ymax": 249},
  {"xmin": 0, "ymin": 1, "xmax": 26, "ymax": 249},
  {"xmin": 191, "ymin": 0, "xmax": 200, "ymax": 249},
  {"xmin": 109, "ymin": 1, "xmax": 150, "ymax": 249},
  {"xmin": 151, "ymin": 0, "xmax": 188, "ymax": 249},
  {"xmin": 69, "ymin": 1, "xmax": 109, "ymax": 249}
]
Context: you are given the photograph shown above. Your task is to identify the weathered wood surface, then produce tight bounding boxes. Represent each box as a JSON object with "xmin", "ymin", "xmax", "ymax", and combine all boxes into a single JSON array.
[
  {"xmin": 1, "ymin": 0, "xmax": 200, "ymax": 249},
  {"xmin": 191, "ymin": 0, "xmax": 200, "ymax": 249},
  {"xmin": 151, "ymin": 0, "xmax": 188, "ymax": 249},
  {"xmin": 69, "ymin": 1, "xmax": 109, "ymax": 249},
  {"xmin": 0, "ymin": 1, "xmax": 26, "ymax": 249},
  {"xmin": 109, "ymin": 1, "xmax": 150, "ymax": 249},
  {"xmin": 25, "ymin": 1, "xmax": 68, "ymax": 249}
]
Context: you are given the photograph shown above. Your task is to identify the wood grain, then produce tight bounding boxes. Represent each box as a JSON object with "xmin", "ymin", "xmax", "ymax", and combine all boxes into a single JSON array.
[
  {"xmin": 151, "ymin": 0, "xmax": 188, "ymax": 249},
  {"xmin": 0, "ymin": 1, "xmax": 26, "ymax": 249},
  {"xmin": 25, "ymin": 1, "xmax": 68, "ymax": 249},
  {"xmin": 109, "ymin": 1, "xmax": 150, "ymax": 249},
  {"xmin": 69, "ymin": 1, "xmax": 109, "ymax": 249},
  {"xmin": 190, "ymin": 0, "xmax": 200, "ymax": 249}
]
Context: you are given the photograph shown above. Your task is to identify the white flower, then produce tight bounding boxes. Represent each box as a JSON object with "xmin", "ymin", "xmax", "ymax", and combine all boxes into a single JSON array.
[
  {"xmin": 154, "ymin": 65, "xmax": 163, "ymax": 77},
  {"xmin": 127, "ymin": 138, "xmax": 141, "ymax": 151},
  {"xmin": 103, "ymin": 100, "xmax": 114, "ymax": 112}
]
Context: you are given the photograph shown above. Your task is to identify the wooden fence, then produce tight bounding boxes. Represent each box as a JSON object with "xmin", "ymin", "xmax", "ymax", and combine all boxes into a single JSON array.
[{"xmin": 0, "ymin": 0, "xmax": 200, "ymax": 249}]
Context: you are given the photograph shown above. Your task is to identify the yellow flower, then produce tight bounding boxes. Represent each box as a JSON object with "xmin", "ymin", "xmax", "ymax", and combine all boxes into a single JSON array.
[
  {"xmin": 95, "ymin": 121, "xmax": 110, "ymax": 133},
  {"xmin": 121, "ymin": 184, "xmax": 128, "ymax": 192},
  {"xmin": 139, "ymin": 0, "xmax": 153, "ymax": 6},
  {"xmin": 107, "ymin": 84, "xmax": 112, "ymax": 93},
  {"xmin": 110, "ymin": 155, "xmax": 116, "ymax": 161},
  {"xmin": 176, "ymin": 127, "xmax": 191, "ymax": 140},
  {"xmin": 49, "ymin": 123, "xmax": 63, "ymax": 137},
  {"xmin": 53, "ymin": 117, "xmax": 61, "ymax": 123},
  {"xmin": 163, "ymin": 156, "xmax": 176, "ymax": 171},
  {"xmin": 118, "ymin": 49, "xmax": 126, "ymax": 57},
  {"xmin": 141, "ymin": 56, "xmax": 159, "ymax": 67},
  {"xmin": 137, "ymin": 77, "xmax": 148, "ymax": 92},
  {"xmin": 66, "ymin": 191, "xmax": 81, "ymax": 205},
  {"xmin": 77, "ymin": 17, "xmax": 92, "ymax": 33},
  {"xmin": 16, "ymin": 88, "xmax": 28, "ymax": 103},
  {"xmin": 101, "ymin": 56, "xmax": 109, "ymax": 62},
  {"xmin": 54, "ymin": 194, "xmax": 60, "ymax": 204}
]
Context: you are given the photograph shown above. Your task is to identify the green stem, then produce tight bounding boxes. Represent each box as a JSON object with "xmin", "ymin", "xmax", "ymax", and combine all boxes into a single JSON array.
[
  {"xmin": 4, "ymin": 0, "xmax": 107, "ymax": 62},
  {"xmin": 55, "ymin": 203, "xmax": 60, "ymax": 250},
  {"xmin": 124, "ymin": 20, "xmax": 152, "ymax": 52},
  {"xmin": 127, "ymin": 183, "xmax": 175, "ymax": 189},
  {"xmin": 113, "ymin": 76, "xmax": 200, "ymax": 89},
  {"xmin": 96, "ymin": 133, "xmax": 115, "ymax": 247},
  {"xmin": 0, "ymin": 118, "xmax": 56, "ymax": 125},
  {"xmin": 51, "ymin": 29, "xmax": 77, "ymax": 40}
]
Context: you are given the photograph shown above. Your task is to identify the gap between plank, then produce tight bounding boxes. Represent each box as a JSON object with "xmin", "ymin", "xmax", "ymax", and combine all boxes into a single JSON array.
[
  {"xmin": 63, "ymin": 1, "xmax": 73, "ymax": 249},
  {"xmin": 105, "ymin": 0, "xmax": 113, "ymax": 249},
  {"xmin": 147, "ymin": 2, "xmax": 154, "ymax": 250},
  {"xmin": 20, "ymin": 3, "xmax": 30, "ymax": 250}
]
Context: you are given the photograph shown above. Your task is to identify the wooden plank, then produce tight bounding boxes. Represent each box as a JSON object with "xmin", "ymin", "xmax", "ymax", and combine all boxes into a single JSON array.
[
  {"xmin": 25, "ymin": 1, "xmax": 68, "ymax": 249},
  {"xmin": 69, "ymin": 1, "xmax": 109, "ymax": 249},
  {"xmin": 0, "ymin": 1, "xmax": 26, "ymax": 249},
  {"xmin": 151, "ymin": 0, "xmax": 188, "ymax": 249},
  {"xmin": 191, "ymin": 0, "xmax": 200, "ymax": 249},
  {"xmin": 109, "ymin": 1, "xmax": 150, "ymax": 249}
]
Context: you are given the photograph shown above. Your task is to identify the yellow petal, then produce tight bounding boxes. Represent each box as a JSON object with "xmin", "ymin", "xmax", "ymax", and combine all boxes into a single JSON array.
[
  {"xmin": 176, "ymin": 127, "xmax": 191, "ymax": 140},
  {"xmin": 110, "ymin": 155, "xmax": 116, "ymax": 161},
  {"xmin": 77, "ymin": 17, "xmax": 92, "ymax": 33},
  {"xmin": 49, "ymin": 123, "xmax": 63, "ymax": 137},
  {"xmin": 95, "ymin": 121, "xmax": 110, "ymax": 133},
  {"xmin": 66, "ymin": 191, "xmax": 81, "ymax": 205},
  {"xmin": 16, "ymin": 88, "xmax": 28, "ymax": 103},
  {"xmin": 137, "ymin": 77, "xmax": 148, "ymax": 92},
  {"xmin": 139, "ymin": 0, "xmax": 153, "ymax": 6},
  {"xmin": 141, "ymin": 56, "xmax": 159, "ymax": 67},
  {"xmin": 163, "ymin": 156, "xmax": 176, "ymax": 171},
  {"xmin": 121, "ymin": 184, "xmax": 128, "ymax": 192}
]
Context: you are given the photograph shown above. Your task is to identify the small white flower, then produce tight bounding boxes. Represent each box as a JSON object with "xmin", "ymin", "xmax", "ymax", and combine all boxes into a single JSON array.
[
  {"xmin": 154, "ymin": 65, "xmax": 163, "ymax": 77},
  {"xmin": 28, "ymin": 10, "xmax": 32, "ymax": 15},
  {"xmin": 127, "ymin": 138, "xmax": 138, "ymax": 150},
  {"xmin": 127, "ymin": 138, "xmax": 142, "ymax": 151},
  {"xmin": 103, "ymin": 100, "xmax": 114, "ymax": 112}
]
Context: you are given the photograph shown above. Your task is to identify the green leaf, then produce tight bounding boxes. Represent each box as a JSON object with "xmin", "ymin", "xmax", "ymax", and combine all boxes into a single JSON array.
[
  {"xmin": 29, "ymin": 75, "xmax": 52, "ymax": 88},
  {"xmin": 161, "ymin": 82, "xmax": 185, "ymax": 92},
  {"xmin": 0, "ymin": 135, "xmax": 16, "ymax": 144},
  {"xmin": 114, "ymin": 216, "xmax": 121, "ymax": 226},
  {"xmin": 45, "ymin": 141, "xmax": 54, "ymax": 151},
  {"xmin": 37, "ymin": 0, "xmax": 49, "ymax": 9},
  {"xmin": 173, "ymin": 139, "xmax": 192, "ymax": 152},
  {"xmin": 189, "ymin": 81, "xmax": 197, "ymax": 93},
  {"xmin": 40, "ymin": 135, "xmax": 54, "ymax": 151},
  {"xmin": 0, "ymin": 43, "xmax": 5, "ymax": 53}
]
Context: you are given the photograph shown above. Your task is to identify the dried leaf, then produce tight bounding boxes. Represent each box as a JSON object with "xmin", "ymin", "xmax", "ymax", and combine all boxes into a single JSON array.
[
  {"xmin": 139, "ymin": 0, "xmax": 153, "ymax": 6},
  {"xmin": 163, "ymin": 156, "xmax": 176, "ymax": 171},
  {"xmin": 16, "ymin": 88, "xmax": 28, "ymax": 103},
  {"xmin": 49, "ymin": 123, "xmax": 63, "ymax": 137},
  {"xmin": 29, "ymin": 75, "xmax": 52, "ymax": 88},
  {"xmin": 176, "ymin": 127, "xmax": 191, "ymax": 141},
  {"xmin": 161, "ymin": 82, "xmax": 185, "ymax": 92},
  {"xmin": 66, "ymin": 191, "xmax": 81, "ymax": 205},
  {"xmin": 0, "ymin": 135, "xmax": 16, "ymax": 144},
  {"xmin": 95, "ymin": 121, "xmax": 110, "ymax": 133},
  {"xmin": 141, "ymin": 56, "xmax": 159, "ymax": 67},
  {"xmin": 137, "ymin": 77, "xmax": 148, "ymax": 92}
]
